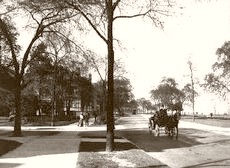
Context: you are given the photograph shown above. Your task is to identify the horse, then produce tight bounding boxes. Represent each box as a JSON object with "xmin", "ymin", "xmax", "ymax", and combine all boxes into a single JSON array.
[{"xmin": 165, "ymin": 111, "xmax": 181, "ymax": 139}]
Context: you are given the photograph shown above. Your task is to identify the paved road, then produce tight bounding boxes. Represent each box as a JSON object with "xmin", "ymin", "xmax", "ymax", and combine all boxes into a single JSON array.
[
  {"xmin": 1, "ymin": 115, "xmax": 230, "ymax": 168},
  {"xmin": 0, "ymin": 120, "xmax": 166, "ymax": 168},
  {"xmin": 116, "ymin": 114, "xmax": 230, "ymax": 168},
  {"xmin": 0, "ymin": 123, "xmax": 109, "ymax": 168}
]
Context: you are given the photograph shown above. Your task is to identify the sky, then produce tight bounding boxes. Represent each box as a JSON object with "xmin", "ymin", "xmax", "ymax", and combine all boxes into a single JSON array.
[
  {"xmin": 84, "ymin": 0, "xmax": 230, "ymax": 114},
  {"xmin": 116, "ymin": 0, "xmax": 230, "ymax": 99},
  {"xmin": 13, "ymin": 0, "xmax": 230, "ymax": 101},
  {"xmin": 86, "ymin": 0, "xmax": 230, "ymax": 101},
  {"xmin": 12, "ymin": 0, "xmax": 230, "ymax": 114}
]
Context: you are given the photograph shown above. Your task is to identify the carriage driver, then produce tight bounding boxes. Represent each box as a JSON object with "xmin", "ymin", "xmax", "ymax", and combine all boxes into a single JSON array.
[{"xmin": 159, "ymin": 104, "xmax": 166, "ymax": 113}]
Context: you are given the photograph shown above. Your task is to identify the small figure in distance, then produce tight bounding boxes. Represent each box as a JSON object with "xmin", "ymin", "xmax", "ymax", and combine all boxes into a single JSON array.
[
  {"xmin": 78, "ymin": 112, "xmax": 84, "ymax": 127},
  {"xmin": 84, "ymin": 112, "xmax": 90, "ymax": 127}
]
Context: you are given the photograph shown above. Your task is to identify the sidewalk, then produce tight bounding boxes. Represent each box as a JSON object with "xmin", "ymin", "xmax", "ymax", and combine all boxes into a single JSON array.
[
  {"xmin": 0, "ymin": 130, "xmax": 79, "ymax": 168},
  {"xmin": 0, "ymin": 122, "xmax": 168, "ymax": 168},
  {"xmin": 2, "ymin": 115, "xmax": 230, "ymax": 168},
  {"xmin": 179, "ymin": 120, "xmax": 230, "ymax": 136}
]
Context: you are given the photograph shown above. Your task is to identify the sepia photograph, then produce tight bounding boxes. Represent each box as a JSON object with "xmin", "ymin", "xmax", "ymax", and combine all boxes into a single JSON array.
[{"xmin": 0, "ymin": 0, "xmax": 230, "ymax": 167}]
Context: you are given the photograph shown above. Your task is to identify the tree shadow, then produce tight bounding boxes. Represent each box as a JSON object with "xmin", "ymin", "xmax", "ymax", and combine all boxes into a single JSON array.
[
  {"xmin": 78, "ymin": 129, "xmax": 200, "ymax": 152},
  {"xmin": 78, "ymin": 126, "xmax": 228, "ymax": 153},
  {"xmin": 78, "ymin": 131, "xmax": 137, "ymax": 152},
  {"xmin": 116, "ymin": 128, "xmax": 203, "ymax": 152},
  {"xmin": 1, "ymin": 131, "xmax": 77, "ymax": 158},
  {"xmin": 0, "ymin": 163, "xmax": 22, "ymax": 168},
  {"xmin": 0, "ymin": 139, "xmax": 22, "ymax": 156},
  {"xmin": 79, "ymin": 141, "xmax": 138, "ymax": 152},
  {"xmin": 183, "ymin": 158, "xmax": 230, "ymax": 168},
  {"xmin": 17, "ymin": 130, "xmax": 60, "ymax": 137}
]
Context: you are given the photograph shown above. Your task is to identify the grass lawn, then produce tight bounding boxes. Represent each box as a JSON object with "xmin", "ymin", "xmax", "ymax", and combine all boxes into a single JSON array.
[
  {"xmin": 0, "ymin": 117, "xmax": 76, "ymax": 126},
  {"xmin": 0, "ymin": 130, "xmax": 60, "ymax": 157},
  {"xmin": 75, "ymin": 130, "xmax": 168, "ymax": 168},
  {"xmin": 77, "ymin": 149, "xmax": 168, "ymax": 168},
  {"xmin": 77, "ymin": 138, "xmax": 168, "ymax": 168},
  {"xmin": 182, "ymin": 117, "xmax": 230, "ymax": 128}
]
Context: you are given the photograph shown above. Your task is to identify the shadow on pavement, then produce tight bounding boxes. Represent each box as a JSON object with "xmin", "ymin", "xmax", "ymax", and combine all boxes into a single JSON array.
[
  {"xmin": 183, "ymin": 158, "xmax": 230, "ymax": 168},
  {"xmin": 78, "ymin": 131, "xmax": 137, "ymax": 152},
  {"xmin": 1, "ymin": 131, "xmax": 78, "ymax": 158},
  {"xmin": 116, "ymin": 128, "xmax": 203, "ymax": 152},
  {"xmin": 1, "ymin": 130, "xmax": 61, "ymax": 138},
  {"xmin": 77, "ymin": 128, "xmax": 204, "ymax": 153},
  {"xmin": 77, "ymin": 125, "xmax": 223, "ymax": 153},
  {"xmin": 0, "ymin": 163, "xmax": 22, "ymax": 168},
  {"xmin": 0, "ymin": 139, "xmax": 22, "ymax": 156},
  {"xmin": 79, "ymin": 141, "xmax": 138, "ymax": 152}
]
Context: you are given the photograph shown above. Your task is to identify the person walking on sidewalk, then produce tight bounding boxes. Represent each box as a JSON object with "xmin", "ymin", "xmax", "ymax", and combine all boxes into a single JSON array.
[
  {"xmin": 78, "ymin": 112, "xmax": 84, "ymax": 127},
  {"xmin": 84, "ymin": 112, "xmax": 90, "ymax": 127}
]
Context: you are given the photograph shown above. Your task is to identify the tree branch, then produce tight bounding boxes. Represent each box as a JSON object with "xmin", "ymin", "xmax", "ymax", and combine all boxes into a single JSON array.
[
  {"xmin": 113, "ymin": 10, "xmax": 150, "ymax": 21},
  {"xmin": 0, "ymin": 18, "xmax": 20, "ymax": 76},
  {"xmin": 112, "ymin": 0, "xmax": 121, "ymax": 11},
  {"xmin": 65, "ymin": 1, "xmax": 108, "ymax": 44}
]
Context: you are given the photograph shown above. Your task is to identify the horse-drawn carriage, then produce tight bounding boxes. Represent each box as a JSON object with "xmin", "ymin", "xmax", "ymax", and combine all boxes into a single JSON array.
[{"xmin": 148, "ymin": 109, "xmax": 181, "ymax": 139}]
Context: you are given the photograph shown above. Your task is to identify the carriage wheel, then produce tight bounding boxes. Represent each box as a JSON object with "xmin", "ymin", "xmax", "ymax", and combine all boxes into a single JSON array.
[
  {"xmin": 165, "ymin": 127, "xmax": 173, "ymax": 137},
  {"xmin": 174, "ymin": 126, "xmax": 178, "ymax": 139},
  {"xmin": 170, "ymin": 128, "xmax": 174, "ymax": 137},
  {"xmin": 165, "ymin": 126, "xmax": 169, "ymax": 135},
  {"xmin": 172, "ymin": 127, "xmax": 176, "ymax": 136},
  {"xmin": 168, "ymin": 127, "xmax": 178, "ymax": 138}
]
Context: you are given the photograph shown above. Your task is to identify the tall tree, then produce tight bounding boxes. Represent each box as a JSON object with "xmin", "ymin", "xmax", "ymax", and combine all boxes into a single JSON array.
[
  {"xmin": 23, "ymin": 43, "xmax": 53, "ymax": 118},
  {"xmin": 87, "ymin": 52, "xmax": 128, "ymax": 120},
  {"xmin": 79, "ymin": 75, "xmax": 93, "ymax": 112},
  {"xmin": 136, "ymin": 98, "xmax": 154, "ymax": 113},
  {"xmin": 63, "ymin": 0, "xmax": 174, "ymax": 151},
  {"xmin": 0, "ymin": 0, "xmax": 76, "ymax": 136},
  {"xmin": 203, "ymin": 41, "xmax": 230, "ymax": 99},
  {"xmin": 114, "ymin": 77, "xmax": 133, "ymax": 115},
  {"xmin": 150, "ymin": 77, "xmax": 185, "ymax": 110}
]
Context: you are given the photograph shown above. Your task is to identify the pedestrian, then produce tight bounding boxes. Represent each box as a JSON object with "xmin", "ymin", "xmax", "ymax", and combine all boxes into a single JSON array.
[
  {"xmin": 78, "ymin": 112, "xmax": 84, "ymax": 127},
  {"xmin": 92, "ymin": 111, "xmax": 96, "ymax": 124},
  {"xmin": 84, "ymin": 112, "xmax": 90, "ymax": 127}
]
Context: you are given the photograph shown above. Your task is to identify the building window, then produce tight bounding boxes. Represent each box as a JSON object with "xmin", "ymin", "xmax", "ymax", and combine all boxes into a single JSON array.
[{"xmin": 73, "ymin": 99, "xmax": 81, "ymax": 111}]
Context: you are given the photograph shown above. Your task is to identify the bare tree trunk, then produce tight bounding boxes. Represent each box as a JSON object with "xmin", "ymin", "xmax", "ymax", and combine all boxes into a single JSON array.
[
  {"xmin": 51, "ymin": 58, "xmax": 57, "ymax": 126},
  {"xmin": 106, "ymin": 0, "xmax": 114, "ymax": 152},
  {"xmin": 102, "ymin": 81, "xmax": 106, "ymax": 122},
  {"xmin": 188, "ymin": 61, "xmax": 195, "ymax": 121},
  {"xmin": 14, "ymin": 77, "xmax": 22, "ymax": 136},
  {"xmin": 51, "ymin": 82, "xmax": 55, "ymax": 126},
  {"xmin": 38, "ymin": 76, "xmax": 43, "ymax": 121}
]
